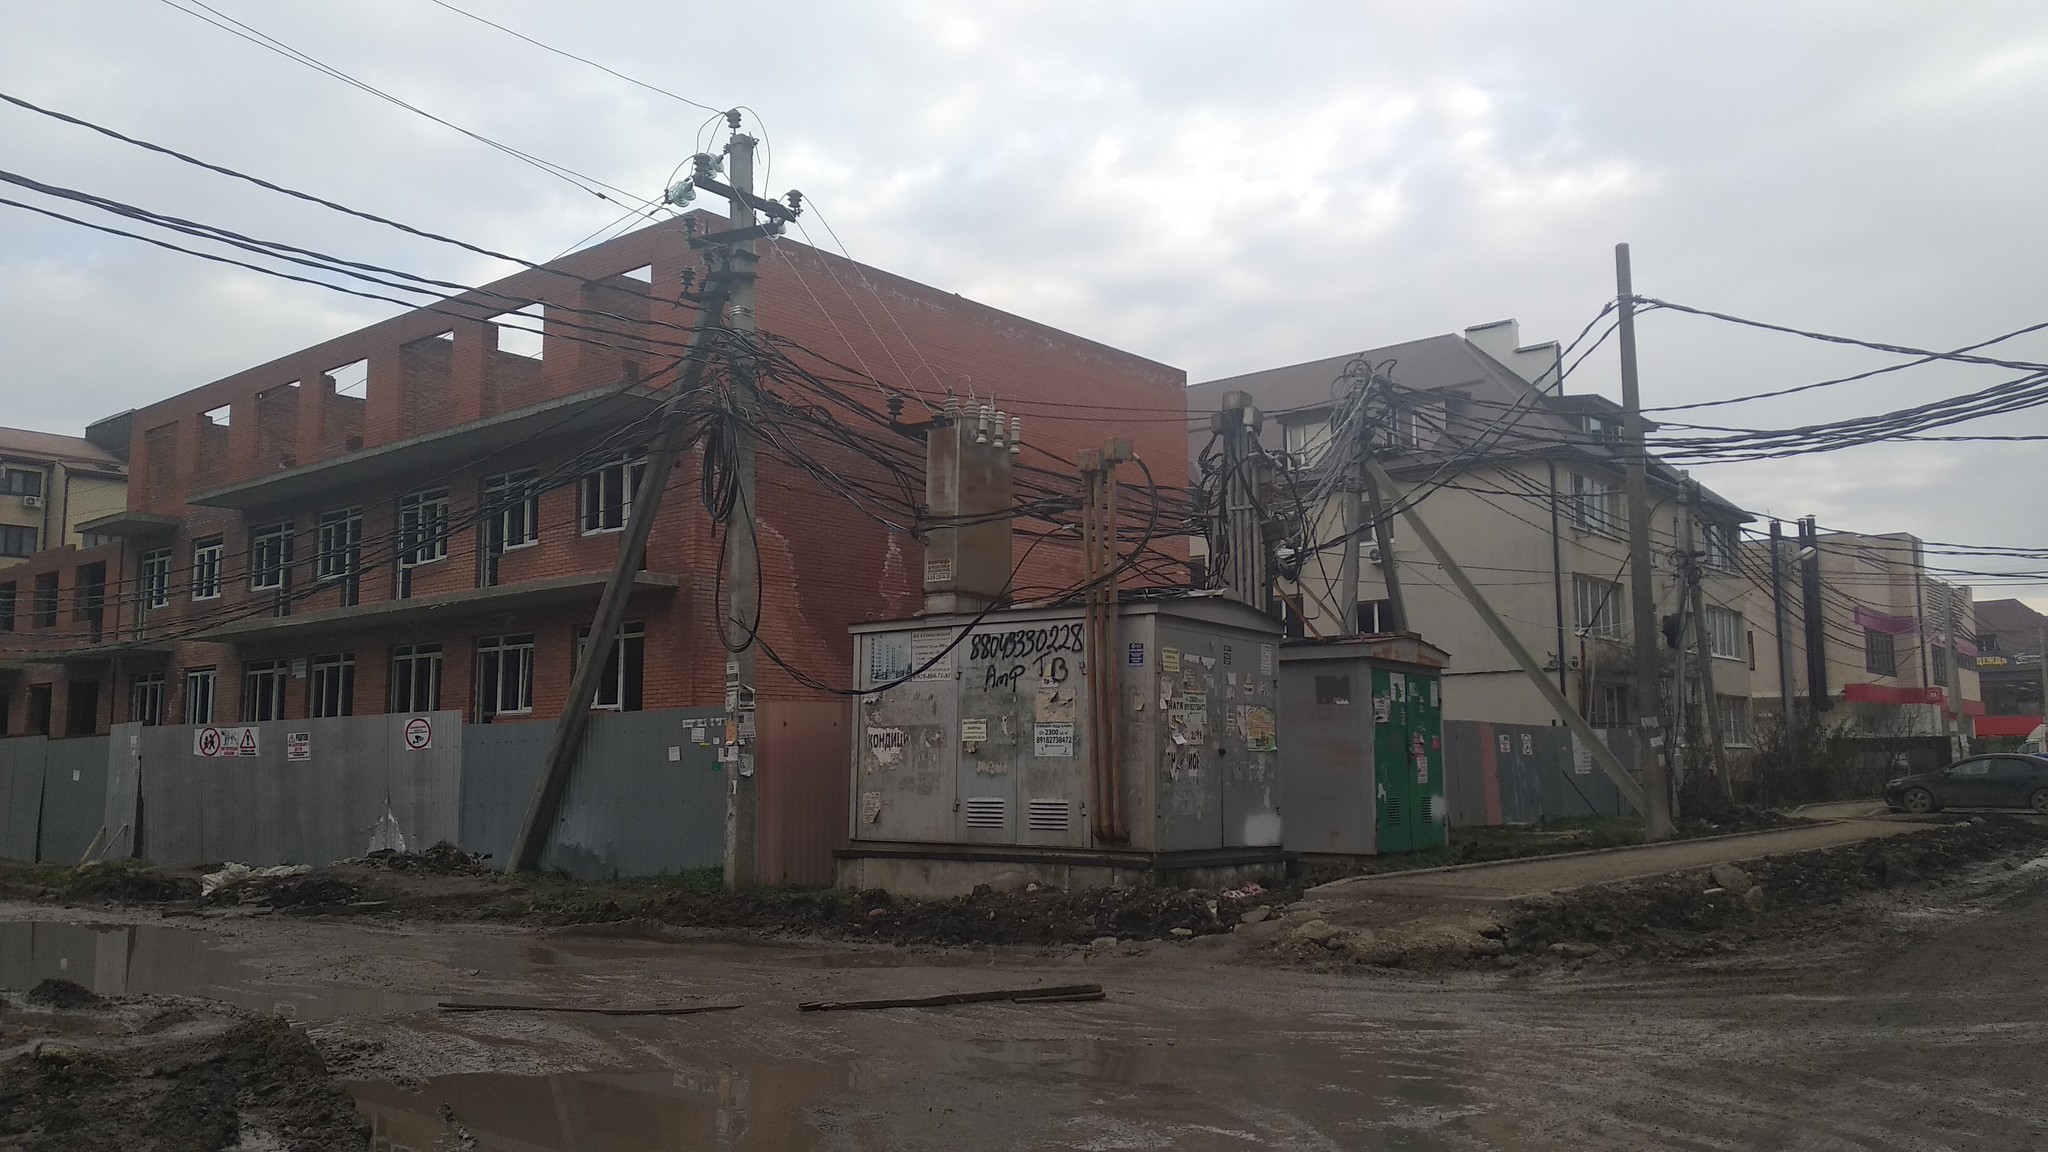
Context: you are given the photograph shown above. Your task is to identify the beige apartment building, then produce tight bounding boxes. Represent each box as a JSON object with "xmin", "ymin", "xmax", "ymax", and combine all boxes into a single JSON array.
[
  {"xmin": 0, "ymin": 422, "xmax": 128, "ymax": 571},
  {"xmin": 1742, "ymin": 529, "xmax": 1978, "ymax": 743},
  {"xmin": 1188, "ymin": 321, "xmax": 1757, "ymax": 756}
]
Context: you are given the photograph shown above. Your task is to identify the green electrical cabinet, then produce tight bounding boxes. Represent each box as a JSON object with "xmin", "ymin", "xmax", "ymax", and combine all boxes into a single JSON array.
[
  {"xmin": 1279, "ymin": 637, "xmax": 1449, "ymax": 857},
  {"xmin": 1371, "ymin": 668, "xmax": 1446, "ymax": 853}
]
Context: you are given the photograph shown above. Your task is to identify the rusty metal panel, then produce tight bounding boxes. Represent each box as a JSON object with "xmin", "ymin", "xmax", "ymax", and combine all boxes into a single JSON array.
[{"xmin": 755, "ymin": 699, "xmax": 849, "ymax": 887}]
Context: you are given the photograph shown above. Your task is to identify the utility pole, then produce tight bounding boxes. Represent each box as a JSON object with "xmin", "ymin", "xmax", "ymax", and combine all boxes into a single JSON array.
[
  {"xmin": 1769, "ymin": 519, "xmax": 1796, "ymax": 729},
  {"xmin": 1363, "ymin": 472, "xmax": 1405, "ymax": 633},
  {"xmin": 2037, "ymin": 624, "xmax": 2047, "ymax": 735},
  {"xmin": 720, "ymin": 127, "xmax": 763, "ymax": 890},
  {"xmin": 1210, "ymin": 392, "xmax": 1270, "ymax": 614},
  {"xmin": 1363, "ymin": 455, "xmax": 1647, "ymax": 815},
  {"xmin": 1944, "ymin": 582, "xmax": 1972, "ymax": 759},
  {"xmin": 511, "ymin": 281, "xmax": 735, "ymax": 873},
  {"xmin": 1335, "ymin": 375, "xmax": 1366, "ymax": 635},
  {"xmin": 1614, "ymin": 243, "xmax": 1673, "ymax": 840},
  {"xmin": 1682, "ymin": 482, "xmax": 1728, "ymax": 797},
  {"xmin": 1799, "ymin": 517, "xmax": 1829, "ymax": 709}
]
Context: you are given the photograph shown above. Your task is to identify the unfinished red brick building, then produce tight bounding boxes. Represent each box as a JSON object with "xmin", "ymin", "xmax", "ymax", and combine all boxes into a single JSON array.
[{"xmin": 0, "ymin": 215, "xmax": 1187, "ymax": 750}]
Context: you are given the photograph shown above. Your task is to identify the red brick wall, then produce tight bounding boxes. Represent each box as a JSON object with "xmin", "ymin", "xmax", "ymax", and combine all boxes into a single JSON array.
[{"xmin": 2, "ymin": 214, "xmax": 1187, "ymax": 718}]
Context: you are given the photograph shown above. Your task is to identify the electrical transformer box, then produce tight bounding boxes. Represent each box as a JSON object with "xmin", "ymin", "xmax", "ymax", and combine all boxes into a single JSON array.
[
  {"xmin": 848, "ymin": 597, "xmax": 1284, "ymax": 855},
  {"xmin": 1277, "ymin": 635, "xmax": 1451, "ymax": 857}
]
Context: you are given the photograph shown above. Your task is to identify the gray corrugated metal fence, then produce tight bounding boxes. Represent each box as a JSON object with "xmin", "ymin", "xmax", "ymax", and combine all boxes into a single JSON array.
[
  {"xmin": 37, "ymin": 737, "xmax": 109, "ymax": 863},
  {"xmin": 0, "ymin": 737, "xmax": 47, "ymax": 862},
  {"xmin": 1444, "ymin": 721, "xmax": 1638, "ymax": 826},
  {"xmin": 9, "ymin": 708, "xmax": 755, "ymax": 878},
  {"xmin": 460, "ymin": 709, "xmax": 726, "ymax": 878},
  {"xmin": 137, "ymin": 713, "xmax": 463, "ymax": 868}
]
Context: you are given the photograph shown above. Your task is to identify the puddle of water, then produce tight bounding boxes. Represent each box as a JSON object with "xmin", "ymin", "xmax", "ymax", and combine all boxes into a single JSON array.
[
  {"xmin": 2, "ymin": 918, "xmax": 1494, "ymax": 1150},
  {"xmin": 348, "ymin": 1031, "xmax": 1482, "ymax": 1152},
  {"xmin": 0, "ymin": 919, "xmax": 434, "ymax": 1018}
]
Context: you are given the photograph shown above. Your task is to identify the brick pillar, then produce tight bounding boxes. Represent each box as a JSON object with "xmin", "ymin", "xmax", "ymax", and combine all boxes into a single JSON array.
[{"xmin": 449, "ymin": 319, "xmax": 490, "ymax": 424}]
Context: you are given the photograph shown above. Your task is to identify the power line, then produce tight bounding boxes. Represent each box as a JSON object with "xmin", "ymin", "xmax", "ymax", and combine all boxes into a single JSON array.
[{"xmin": 418, "ymin": 0, "xmax": 726, "ymax": 114}]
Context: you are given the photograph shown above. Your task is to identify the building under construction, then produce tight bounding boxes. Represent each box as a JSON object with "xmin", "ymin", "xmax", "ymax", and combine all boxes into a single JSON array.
[{"xmin": 0, "ymin": 212, "xmax": 1189, "ymax": 884}]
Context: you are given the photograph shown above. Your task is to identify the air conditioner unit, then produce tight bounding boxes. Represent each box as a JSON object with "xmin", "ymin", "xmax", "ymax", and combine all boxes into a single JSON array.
[
  {"xmin": 20, "ymin": 494, "xmax": 40, "ymax": 509},
  {"xmin": 1366, "ymin": 545, "xmax": 1384, "ymax": 565}
]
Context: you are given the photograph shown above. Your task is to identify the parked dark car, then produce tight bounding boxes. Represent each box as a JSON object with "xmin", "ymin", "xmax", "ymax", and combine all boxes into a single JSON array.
[{"xmin": 1884, "ymin": 754, "xmax": 2048, "ymax": 814}]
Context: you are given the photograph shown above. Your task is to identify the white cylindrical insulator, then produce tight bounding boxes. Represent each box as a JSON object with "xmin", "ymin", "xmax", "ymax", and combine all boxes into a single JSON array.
[{"xmin": 1010, "ymin": 418, "xmax": 1022, "ymax": 455}]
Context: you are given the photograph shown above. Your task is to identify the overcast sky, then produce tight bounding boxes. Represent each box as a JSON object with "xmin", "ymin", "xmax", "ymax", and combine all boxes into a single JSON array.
[{"xmin": 6, "ymin": 1, "xmax": 2048, "ymax": 603}]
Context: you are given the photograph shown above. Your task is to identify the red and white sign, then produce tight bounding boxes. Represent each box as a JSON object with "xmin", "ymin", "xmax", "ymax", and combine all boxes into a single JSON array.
[
  {"xmin": 193, "ymin": 726, "xmax": 260, "ymax": 758},
  {"xmin": 403, "ymin": 716, "xmax": 434, "ymax": 751}
]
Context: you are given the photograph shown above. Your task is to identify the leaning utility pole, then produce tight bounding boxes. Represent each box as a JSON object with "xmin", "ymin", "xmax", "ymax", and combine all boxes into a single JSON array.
[
  {"xmin": 1615, "ymin": 243, "xmax": 1673, "ymax": 839},
  {"xmin": 511, "ymin": 279, "xmax": 736, "ymax": 874},
  {"xmin": 1769, "ymin": 519, "xmax": 1796, "ymax": 728},
  {"xmin": 1682, "ymin": 482, "xmax": 1728, "ymax": 795},
  {"xmin": 720, "ymin": 128, "xmax": 763, "ymax": 890},
  {"xmin": 1362, "ymin": 455, "xmax": 1647, "ymax": 815}
]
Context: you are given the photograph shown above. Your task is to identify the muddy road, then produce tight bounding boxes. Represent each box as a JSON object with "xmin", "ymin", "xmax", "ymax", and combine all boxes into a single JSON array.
[{"xmin": 5, "ymin": 848, "xmax": 2047, "ymax": 1149}]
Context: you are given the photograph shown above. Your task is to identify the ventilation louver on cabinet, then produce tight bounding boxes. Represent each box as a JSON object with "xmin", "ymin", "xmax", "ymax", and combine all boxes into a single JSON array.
[
  {"xmin": 1384, "ymin": 794, "xmax": 1404, "ymax": 826},
  {"xmin": 1026, "ymin": 799, "xmax": 1070, "ymax": 832},
  {"xmin": 963, "ymin": 797, "xmax": 1007, "ymax": 829}
]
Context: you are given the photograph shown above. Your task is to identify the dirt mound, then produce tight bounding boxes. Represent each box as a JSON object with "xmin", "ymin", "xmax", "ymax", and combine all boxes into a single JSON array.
[
  {"xmin": 1493, "ymin": 815, "xmax": 2048, "ymax": 965},
  {"xmin": 527, "ymin": 882, "xmax": 1239, "ymax": 947},
  {"xmin": 22, "ymin": 978, "xmax": 100, "ymax": 1009},
  {"xmin": 0, "ymin": 1005, "xmax": 367, "ymax": 1151},
  {"xmin": 63, "ymin": 860, "xmax": 199, "ymax": 904},
  {"xmin": 362, "ymin": 841, "xmax": 492, "ymax": 876}
]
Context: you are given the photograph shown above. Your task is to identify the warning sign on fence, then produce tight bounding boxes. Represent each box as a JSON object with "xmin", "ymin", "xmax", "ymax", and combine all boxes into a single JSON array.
[
  {"xmin": 193, "ymin": 726, "xmax": 259, "ymax": 758},
  {"xmin": 403, "ymin": 716, "xmax": 433, "ymax": 751}
]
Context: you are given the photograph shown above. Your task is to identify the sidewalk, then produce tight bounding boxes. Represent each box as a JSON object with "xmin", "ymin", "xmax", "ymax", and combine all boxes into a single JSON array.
[{"xmin": 1311, "ymin": 818, "xmax": 1927, "ymax": 903}]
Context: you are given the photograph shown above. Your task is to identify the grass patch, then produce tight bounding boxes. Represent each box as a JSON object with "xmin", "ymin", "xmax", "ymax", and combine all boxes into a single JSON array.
[{"xmin": 499, "ymin": 867, "xmax": 734, "ymax": 914}]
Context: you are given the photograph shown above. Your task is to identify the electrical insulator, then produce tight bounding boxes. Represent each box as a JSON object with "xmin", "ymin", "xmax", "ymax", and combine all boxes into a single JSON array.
[
  {"xmin": 1009, "ymin": 418, "xmax": 1022, "ymax": 456},
  {"xmin": 886, "ymin": 395, "xmax": 904, "ymax": 423},
  {"xmin": 975, "ymin": 405, "xmax": 991, "ymax": 444},
  {"xmin": 991, "ymin": 411, "xmax": 1007, "ymax": 448},
  {"xmin": 943, "ymin": 392, "xmax": 959, "ymax": 420}
]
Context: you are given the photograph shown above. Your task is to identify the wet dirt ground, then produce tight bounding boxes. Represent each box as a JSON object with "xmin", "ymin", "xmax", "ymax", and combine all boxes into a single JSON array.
[{"xmin": 4, "ymin": 846, "xmax": 2047, "ymax": 1150}]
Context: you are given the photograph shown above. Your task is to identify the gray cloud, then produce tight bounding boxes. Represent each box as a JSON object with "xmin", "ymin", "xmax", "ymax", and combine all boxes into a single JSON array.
[{"xmin": 4, "ymin": 0, "xmax": 2045, "ymax": 599}]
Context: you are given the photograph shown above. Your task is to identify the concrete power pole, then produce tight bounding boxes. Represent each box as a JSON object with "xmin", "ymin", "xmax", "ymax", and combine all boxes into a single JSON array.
[
  {"xmin": 1769, "ymin": 519, "xmax": 1796, "ymax": 730},
  {"xmin": 2037, "ymin": 624, "xmax": 2047, "ymax": 736},
  {"xmin": 511, "ymin": 270, "xmax": 737, "ymax": 875},
  {"xmin": 1944, "ymin": 582, "xmax": 1972, "ymax": 759},
  {"xmin": 1615, "ymin": 243, "xmax": 1674, "ymax": 840},
  {"xmin": 721, "ymin": 129, "xmax": 762, "ymax": 890},
  {"xmin": 1335, "ymin": 375, "xmax": 1366, "ymax": 636},
  {"xmin": 1682, "ymin": 482, "xmax": 1728, "ymax": 797}
]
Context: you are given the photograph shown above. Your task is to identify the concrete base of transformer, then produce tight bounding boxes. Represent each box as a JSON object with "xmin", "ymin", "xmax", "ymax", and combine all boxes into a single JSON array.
[{"xmin": 833, "ymin": 843, "xmax": 1289, "ymax": 899}]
